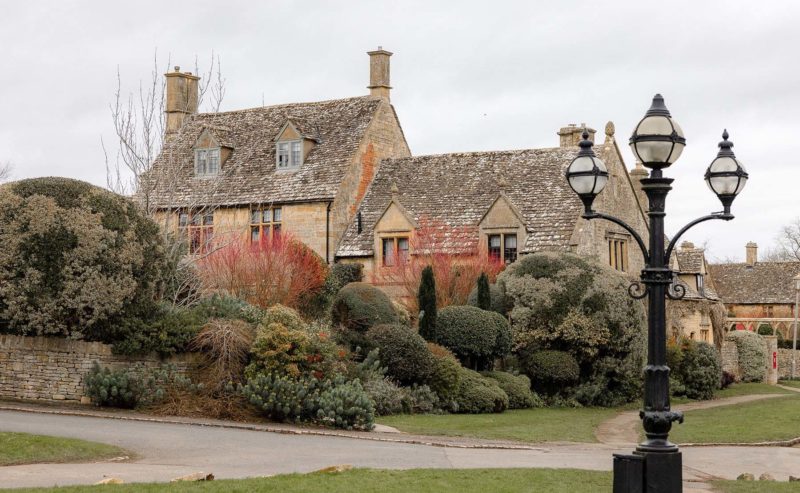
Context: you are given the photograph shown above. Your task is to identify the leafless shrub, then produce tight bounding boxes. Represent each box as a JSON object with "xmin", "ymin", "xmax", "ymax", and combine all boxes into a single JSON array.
[{"xmin": 190, "ymin": 318, "xmax": 255, "ymax": 389}]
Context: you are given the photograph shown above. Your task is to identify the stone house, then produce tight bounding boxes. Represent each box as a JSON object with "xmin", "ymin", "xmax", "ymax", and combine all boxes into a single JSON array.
[
  {"xmin": 335, "ymin": 123, "xmax": 651, "ymax": 282},
  {"xmin": 709, "ymin": 242, "xmax": 800, "ymax": 338},
  {"xmin": 667, "ymin": 241, "xmax": 726, "ymax": 345},
  {"xmin": 144, "ymin": 49, "xmax": 410, "ymax": 262}
]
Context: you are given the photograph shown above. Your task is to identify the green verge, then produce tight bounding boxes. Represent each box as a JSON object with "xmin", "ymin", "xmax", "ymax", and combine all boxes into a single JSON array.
[
  {"xmin": 715, "ymin": 383, "xmax": 793, "ymax": 397},
  {"xmin": 0, "ymin": 432, "xmax": 127, "ymax": 466},
  {"xmin": 378, "ymin": 407, "xmax": 621, "ymax": 443},
  {"xmin": 0, "ymin": 468, "xmax": 612, "ymax": 493},
  {"xmin": 712, "ymin": 480, "xmax": 800, "ymax": 492},
  {"xmin": 670, "ymin": 394, "xmax": 800, "ymax": 444},
  {"xmin": 778, "ymin": 379, "xmax": 800, "ymax": 389}
]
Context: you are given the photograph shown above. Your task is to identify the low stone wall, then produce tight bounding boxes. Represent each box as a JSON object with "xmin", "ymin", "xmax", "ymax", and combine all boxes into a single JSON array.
[
  {"xmin": 0, "ymin": 334, "xmax": 198, "ymax": 403},
  {"xmin": 778, "ymin": 348, "xmax": 800, "ymax": 380},
  {"xmin": 720, "ymin": 335, "xmax": 779, "ymax": 384},
  {"xmin": 720, "ymin": 340, "xmax": 739, "ymax": 378}
]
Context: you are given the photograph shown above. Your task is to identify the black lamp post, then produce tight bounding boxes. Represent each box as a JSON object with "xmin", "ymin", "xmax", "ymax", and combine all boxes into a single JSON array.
[{"xmin": 565, "ymin": 94, "xmax": 748, "ymax": 493}]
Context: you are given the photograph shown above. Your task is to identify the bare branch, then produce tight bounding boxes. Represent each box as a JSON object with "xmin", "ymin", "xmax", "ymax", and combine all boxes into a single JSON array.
[{"xmin": 0, "ymin": 161, "xmax": 13, "ymax": 183}]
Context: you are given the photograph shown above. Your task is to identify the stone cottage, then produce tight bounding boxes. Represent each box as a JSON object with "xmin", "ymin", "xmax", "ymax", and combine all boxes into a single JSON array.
[
  {"xmin": 335, "ymin": 123, "xmax": 650, "ymax": 282},
  {"xmin": 709, "ymin": 242, "xmax": 800, "ymax": 338},
  {"xmin": 144, "ymin": 48, "xmax": 410, "ymax": 262}
]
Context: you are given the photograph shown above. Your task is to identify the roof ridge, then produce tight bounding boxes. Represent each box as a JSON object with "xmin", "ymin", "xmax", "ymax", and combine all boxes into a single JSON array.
[
  {"xmin": 381, "ymin": 146, "xmax": 574, "ymax": 162},
  {"xmin": 196, "ymin": 95, "xmax": 373, "ymax": 117}
]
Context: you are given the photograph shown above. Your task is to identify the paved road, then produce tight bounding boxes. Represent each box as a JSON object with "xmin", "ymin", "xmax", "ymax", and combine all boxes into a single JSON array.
[{"xmin": 0, "ymin": 410, "xmax": 798, "ymax": 489}]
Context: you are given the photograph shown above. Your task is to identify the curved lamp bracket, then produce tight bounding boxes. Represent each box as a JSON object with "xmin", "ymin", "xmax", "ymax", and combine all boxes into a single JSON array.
[{"xmin": 664, "ymin": 212, "xmax": 734, "ymax": 262}]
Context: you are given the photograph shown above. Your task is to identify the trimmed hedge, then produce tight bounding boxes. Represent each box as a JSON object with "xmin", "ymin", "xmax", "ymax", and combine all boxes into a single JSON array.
[
  {"xmin": 467, "ymin": 282, "xmax": 508, "ymax": 314},
  {"xmin": 331, "ymin": 283, "xmax": 399, "ymax": 350},
  {"xmin": 726, "ymin": 331, "xmax": 767, "ymax": 382},
  {"xmin": 366, "ymin": 324, "xmax": 435, "ymax": 385},
  {"xmin": 679, "ymin": 341, "xmax": 721, "ymax": 400},
  {"xmin": 483, "ymin": 371, "xmax": 540, "ymax": 409},
  {"xmin": 0, "ymin": 177, "xmax": 167, "ymax": 341},
  {"xmin": 427, "ymin": 343, "xmax": 463, "ymax": 406},
  {"xmin": 453, "ymin": 368, "xmax": 509, "ymax": 414},
  {"xmin": 523, "ymin": 350, "xmax": 580, "ymax": 396},
  {"xmin": 434, "ymin": 306, "xmax": 512, "ymax": 369}
]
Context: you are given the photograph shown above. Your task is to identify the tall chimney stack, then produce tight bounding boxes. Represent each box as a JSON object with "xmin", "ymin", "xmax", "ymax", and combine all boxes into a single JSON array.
[
  {"xmin": 745, "ymin": 241, "xmax": 758, "ymax": 266},
  {"xmin": 558, "ymin": 123, "xmax": 596, "ymax": 147},
  {"xmin": 367, "ymin": 47, "xmax": 392, "ymax": 101},
  {"xmin": 165, "ymin": 66, "xmax": 200, "ymax": 142}
]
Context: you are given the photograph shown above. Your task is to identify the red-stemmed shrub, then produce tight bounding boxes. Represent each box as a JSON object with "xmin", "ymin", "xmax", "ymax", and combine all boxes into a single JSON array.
[{"xmin": 197, "ymin": 235, "xmax": 328, "ymax": 313}]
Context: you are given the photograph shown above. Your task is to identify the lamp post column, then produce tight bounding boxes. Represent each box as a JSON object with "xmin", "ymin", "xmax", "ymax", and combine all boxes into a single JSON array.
[{"xmin": 793, "ymin": 276, "xmax": 799, "ymax": 380}]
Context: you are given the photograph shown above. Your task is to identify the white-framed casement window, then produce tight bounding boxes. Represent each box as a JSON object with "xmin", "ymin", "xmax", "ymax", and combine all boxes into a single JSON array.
[
  {"xmin": 277, "ymin": 140, "xmax": 303, "ymax": 170},
  {"xmin": 195, "ymin": 148, "xmax": 221, "ymax": 176},
  {"xmin": 488, "ymin": 233, "xmax": 518, "ymax": 265},
  {"xmin": 381, "ymin": 236, "xmax": 409, "ymax": 267}
]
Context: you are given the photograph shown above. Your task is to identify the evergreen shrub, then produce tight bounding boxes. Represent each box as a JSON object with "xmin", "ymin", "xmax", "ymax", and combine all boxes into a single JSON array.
[
  {"xmin": 453, "ymin": 368, "xmax": 509, "ymax": 414},
  {"xmin": 331, "ymin": 282, "xmax": 399, "ymax": 350},
  {"xmin": 482, "ymin": 371, "xmax": 541, "ymax": 409},
  {"xmin": 725, "ymin": 331, "xmax": 767, "ymax": 382},
  {"xmin": 366, "ymin": 324, "xmax": 435, "ymax": 385},
  {"xmin": 523, "ymin": 350, "xmax": 580, "ymax": 396},
  {"xmin": 467, "ymin": 281, "xmax": 508, "ymax": 314},
  {"xmin": 418, "ymin": 266, "xmax": 438, "ymax": 341},
  {"xmin": 434, "ymin": 305, "xmax": 511, "ymax": 369}
]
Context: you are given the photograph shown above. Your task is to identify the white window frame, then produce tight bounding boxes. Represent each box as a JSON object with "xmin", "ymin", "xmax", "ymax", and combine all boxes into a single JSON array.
[
  {"xmin": 195, "ymin": 148, "xmax": 221, "ymax": 176},
  {"xmin": 276, "ymin": 139, "xmax": 303, "ymax": 170}
]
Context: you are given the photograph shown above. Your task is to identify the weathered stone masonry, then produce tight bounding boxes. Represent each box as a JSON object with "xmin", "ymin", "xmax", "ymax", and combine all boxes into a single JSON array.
[{"xmin": 0, "ymin": 335, "xmax": 197, "ymax": 403}]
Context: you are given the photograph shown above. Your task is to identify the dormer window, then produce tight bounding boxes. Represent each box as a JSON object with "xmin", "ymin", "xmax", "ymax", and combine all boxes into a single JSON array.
[
  {"xmin": 195, "ymin": 148, "xmax": 220, "ymax": 176},
  {"xmin": 277, "ymin": 140, "xmax": 302, "ymax": 170}
]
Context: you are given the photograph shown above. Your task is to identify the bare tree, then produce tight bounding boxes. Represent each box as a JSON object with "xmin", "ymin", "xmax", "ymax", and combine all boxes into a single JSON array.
[
  {"xmin": 0, "ymin": 162, "xmax": 12, "ymax": 183},
  {"xmin": 103, "ymin": 50, "xmax": 229, "ymax": 306},
  {"xmin": 775, "ymin": 217, "xmax": 800, "ymax": 261}
]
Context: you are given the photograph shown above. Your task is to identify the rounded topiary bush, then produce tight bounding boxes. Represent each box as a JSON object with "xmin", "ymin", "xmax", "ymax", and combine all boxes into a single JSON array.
[
  {"xmin": 434, "ymin": 305, "xmax": 511, "ymax": 370},
  {"xmin": 499, "ymin": 252, "xmax": 646, "ymax": 406},
  {"xmin": 0, "ymin": 177, "xmax": 167, "ymax": 340},
  {"xmin": 523, "ymin": 350, "xmax": 580, "ymax": 396},
  {"xmin": 467, "ymin": 281, "xmax": 509, "ymax": 314},
  {"xmin": 331, "ymin": 282, "xmax": 399, "ymax": 350},
  {"xmin": 427, "ymin": 343, "xmax": 463, "ymax": 406},
  {"xmin": 725, "ymin": 330, "xmax": 767, "ymax": 382},
  {"xmin": 453, "ymin": 368, "xmax": 509, "ymax": 413},
  {"xmin": 262, "ymin": 304, "xmax": 306, "ymax": 332},
  {"xmin": 483, "ymin": 371, "xmax": 540, "ymax": 409},
  {"xmin": 677, "ymin": 341, "xmax": 721, "ymax": 400},
  {"xmin": 367, "ymin": 324, "xmax": 435, "ymax": 385}
]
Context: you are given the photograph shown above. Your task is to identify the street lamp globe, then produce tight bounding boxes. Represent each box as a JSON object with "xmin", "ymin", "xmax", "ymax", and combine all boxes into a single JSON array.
[
  {"xmin": 629, "ymin": 94, "xmax": 686, "ymax": 169},
  {"xmin": 565, "ymin": 130, "xmax": 609, "ymax": 213},
  {"xmin": 705, "ymin": 130, "xmax": 748, "ymax": 213}
]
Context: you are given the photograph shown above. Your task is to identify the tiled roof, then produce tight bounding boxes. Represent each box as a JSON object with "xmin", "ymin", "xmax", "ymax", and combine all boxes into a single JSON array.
[
  {"xmin": 336, "ymin": 147, "xmax": 585, "ymax": 257},
  {"xmin": 145, "ymin": 96, "xmax": 382, "ymax": 208},
  {"xmin": 676, "ymin": 248, "xmax": 705, "ymax": 274},
  {"xmin": 708, "ymin": 261, "xmax": 800, "ymax": 304}
]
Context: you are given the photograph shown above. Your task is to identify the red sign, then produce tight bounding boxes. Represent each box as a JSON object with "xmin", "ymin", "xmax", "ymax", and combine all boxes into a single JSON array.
[{"xmin": 773, "ymin": 352, "xmax": 778, "ymax": 370}]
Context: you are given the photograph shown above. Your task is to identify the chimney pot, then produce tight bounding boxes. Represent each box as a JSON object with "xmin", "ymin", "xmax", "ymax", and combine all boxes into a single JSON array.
[
  {"xmin": 367, "ymin": 48, "xmax": 392, "ymax": 101},
  {"xmin": 681, "ymin": 241, "xmax": 695, "ymax": 250}
]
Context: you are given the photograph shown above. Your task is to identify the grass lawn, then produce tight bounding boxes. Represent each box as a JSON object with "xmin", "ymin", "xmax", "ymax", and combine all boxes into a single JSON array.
[
  {"xmin": 779, "ymin": 379, "xmax": 800, "ymax": 389},
  {"xmin": 0, "ymin": 468, "xmax": 612, "ymax": 493},
  {"xmin": 0, "ymin": 432, "xmax": 127, "ymax": 466},
  {"xmin": 378, "ymin": 406, "xmax": 621, "ymax": 443},
  {"xmin": 670, "ymin": 394, "xmax": 800, "ymax": 444},
  {"xmin": 715, "ymin": 382, "xmax": 793, "ymax": 397},
  {"xmin": 713, "ymin": 480, "xmax": 800, "ymax": 492}
]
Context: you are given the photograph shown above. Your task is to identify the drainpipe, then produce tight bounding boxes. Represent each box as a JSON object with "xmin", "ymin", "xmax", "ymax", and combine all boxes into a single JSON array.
[{"xmin": 325, "ymin": 201, "xmax": 332, "ymax": 264}]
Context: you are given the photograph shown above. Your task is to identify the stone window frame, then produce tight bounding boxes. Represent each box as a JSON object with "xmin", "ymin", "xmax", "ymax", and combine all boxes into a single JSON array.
[
  {"xmin": 179, "ymin": 210, "xmax": 214, "ymax": 254},
  {"xmin": 250, "ymin": 205, "xmax": 283, "ymax": 244},
  {"xmin": 276, "ymin": 140, "xmax": 303, "ymax": 171},
  {"xmin": 380, "ymin": 235, "xmax": 410, "ymax": 267},
  {"xmin": 487, "ymin": 232, "xmax": 518, "ymax": 265},
  {"xmin": 606, "ymin": 232, "xmax": 630, "ymax": 272},
  {"xmin": 195, "ymin": 147, "xmax": 221, "ymax": 177}
]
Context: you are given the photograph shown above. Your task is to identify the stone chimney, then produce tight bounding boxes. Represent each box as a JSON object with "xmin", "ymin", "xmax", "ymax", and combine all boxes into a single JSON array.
[
  {"xmin": 367, "ymin": 47, "xmax": 392, "ymax": 101},
  {"xmin": 745, "ymin": 242, "xmax": 758, "ymax": 266},
  {"xmin": 558, "ymin": 123, "xmax": 596, "ymax": 147},
  {"xmin": 681, "ymin": 241, "xmax": 695, "ymax": 250},
  {"xmin": 630, "ymin": 160, "xmax": 649, "ymax": 211},
  {"xmin": 165, "ymin": 66, "xmax": 200, "ymax": 142}
]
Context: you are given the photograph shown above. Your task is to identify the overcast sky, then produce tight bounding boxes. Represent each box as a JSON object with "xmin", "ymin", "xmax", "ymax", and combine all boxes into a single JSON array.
[{"xmin": 1, "ymin": 1, "xmax": 797, "ymax": 262}]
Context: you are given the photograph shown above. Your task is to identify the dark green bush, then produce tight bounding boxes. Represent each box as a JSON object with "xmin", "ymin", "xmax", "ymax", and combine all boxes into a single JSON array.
[
  {"xmin": 0, "ymin": 177, "xmax": 168, "ymax": 341},
  {"xmin": 241, "ymin": 372, "xmax": 374, "ymax": 430},
  {"xmin": 523, "ymin": 350, "xmax": 580, "ymax": 396},
  {"xmin": 306, "ymin": 263, "xmax": 365, "ymax": 318},
  {"xmin": 467, "ymin": 281, "xmax": 508, "ymax": 315},
  {"xmin": 499, "ymin": 252, "xmax": 646, "ymax": 406},
  {"xmin": 453, "ymin": 368, "xmax": 509, "ymax": 414},
  {"xmin": 418, "ymin": 266, "xmax": 438, "ymax": 341},
  {"xmin": 757, "ymin": 324, "xmax": 774, "ymax": 336},
  {"xmin": 476, "ymin": 273, "xmax": 491, "ymax": 311},
  {"xmin": 427, "ymin": 343, "xmax": 463, "ymax": 407},
  {"xmin": 331, "ymin": 282, "xmax": 399, "ymax": 350},
  {"xmin": 84, "ymin": 362, "xmax": 195, "ymax": 408},
  {"xmin": 434, "ymin": 306, "xmax": 511, "ymax": 370},
  {"xmin": 366, "ymin": 324, "xmax": 435, "ymax": 385},
  {"xmin": 675, "ymin": 340, "xmax": 722, "ymax": 400},
  {"xmin": 482, "ymin": 371, "xmax": 540, "ymax": 409}
]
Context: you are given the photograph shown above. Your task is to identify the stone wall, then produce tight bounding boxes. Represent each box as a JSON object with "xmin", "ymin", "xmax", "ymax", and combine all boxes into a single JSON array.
[
  {"xmin": 777, "ymin": 348, "xmax": 800, "ymax": 380},
  {"xmin": 720, "ymin": 339, "xmax": 739, "ymax": 377},
  {"xmin": 0, "ymin": 335, "xmax": 198, "ymax": 403},
  {"xmin": 720, "ymin": 335, "xmax": 780, "ymax": 384}
]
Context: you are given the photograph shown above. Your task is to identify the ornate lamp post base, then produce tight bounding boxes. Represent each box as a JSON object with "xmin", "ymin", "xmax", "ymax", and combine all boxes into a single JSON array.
[{"xmin": 614, "ymin": 452, "xmax": 682, "ymax": 493}]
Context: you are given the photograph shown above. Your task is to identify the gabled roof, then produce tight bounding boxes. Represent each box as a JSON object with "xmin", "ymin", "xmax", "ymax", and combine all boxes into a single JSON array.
[
  {"xmin": 708, "ymin": 261, "xmax": 800, "ymax": 304},
  {"xmin": 675, "ymin": 247, "xmax": 706, "ymax": 274},
  {"xmin": 336, "ymin": 147, "xmax": 585, "ymax": 257},
  {"xmin": 145, "ymin": 96, "xmax": 382, "ymax": 208},
  {"xmin": 275, "ymin": 117, "xmax": 321, "ymax": 142},
  {"xmin": 198, "ymin": 126, "xmax": 235, "ymax": 148}
]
